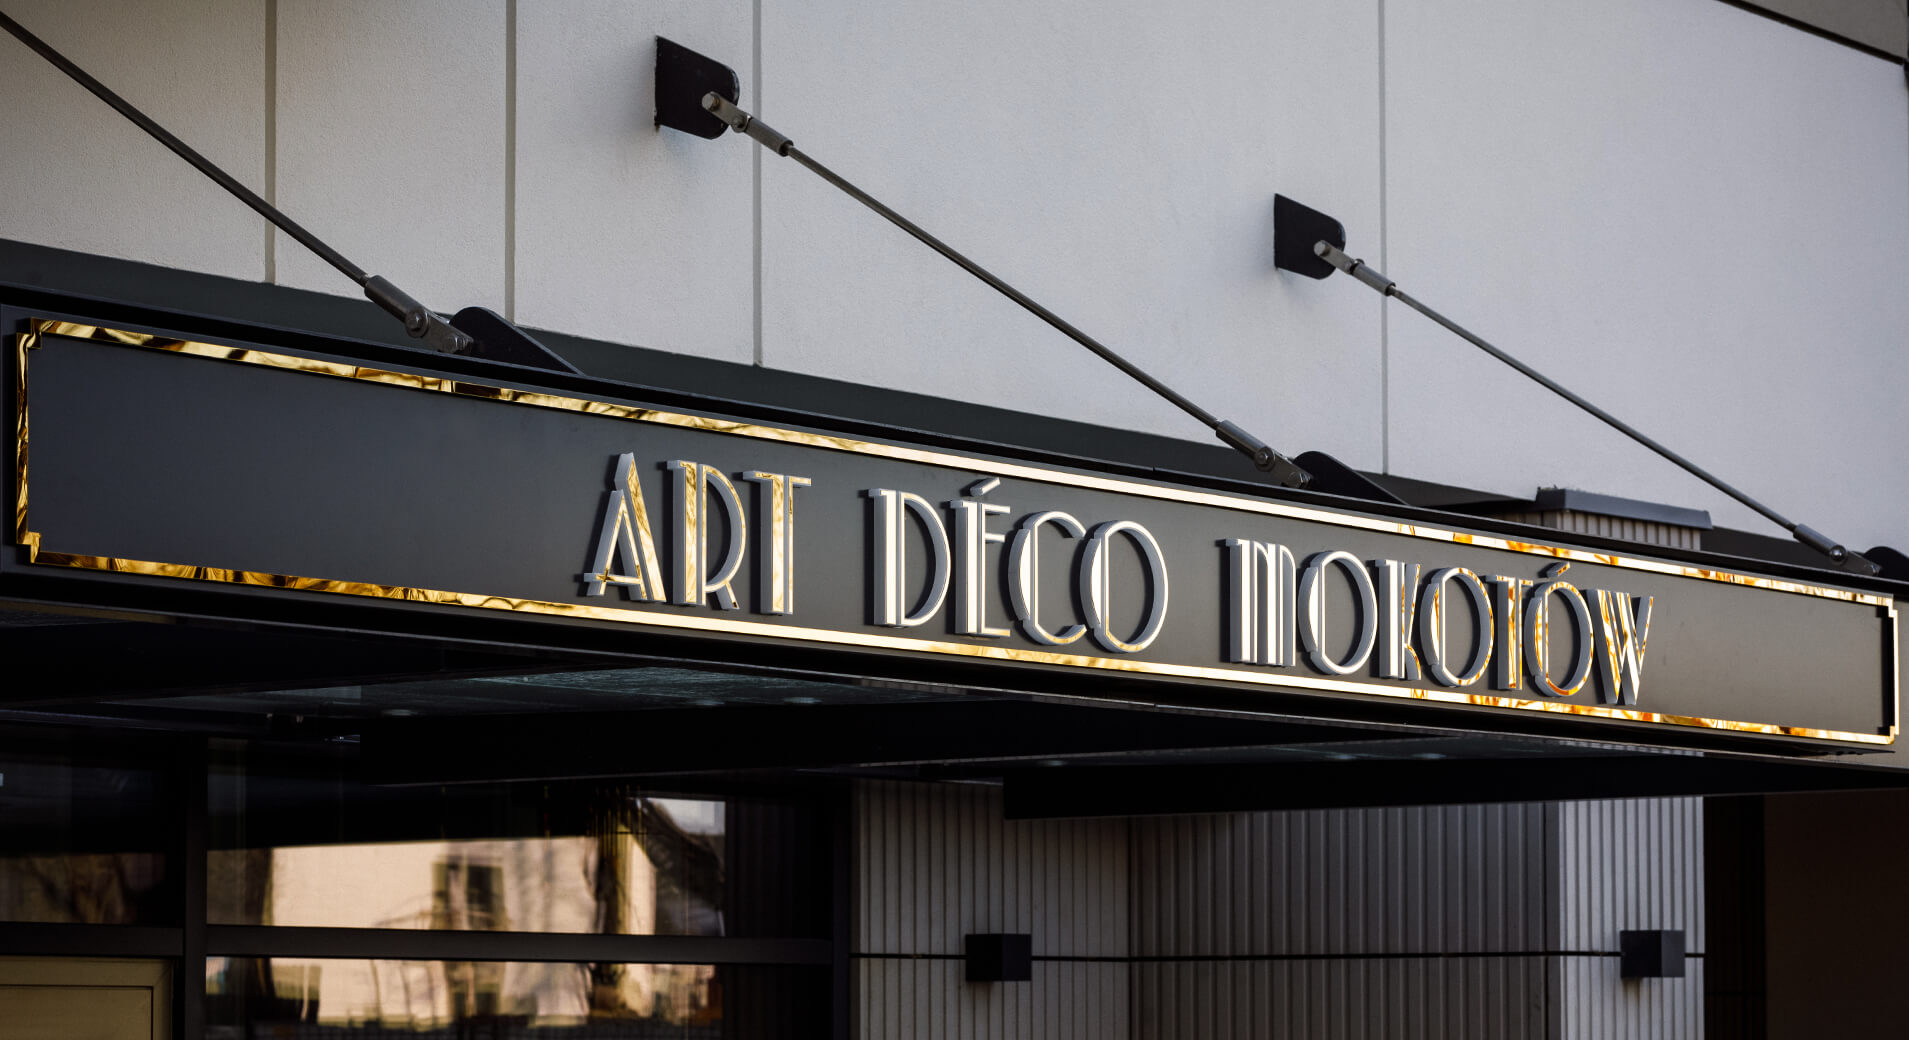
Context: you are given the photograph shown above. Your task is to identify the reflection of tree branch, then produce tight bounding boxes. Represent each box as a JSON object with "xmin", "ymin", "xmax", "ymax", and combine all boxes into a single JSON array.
[
  {"xmin": 24, "ymin": 857, "xmax": 74, "ymax": 918},
  {"xmin": 589, "ymin": 784, "xmax": 635, "ymax": 1014},
  {"xmin": 7, "ymin": 852, "xmax": 168, "ymax": 924},
  {"xmin": 110, "ymin": 854, "xmax": 131, "ymax": 900},
  {"xmin": 15, "ymin": 855, "xmax": 100, "ymax": 923},
  {"xmin": 244, "ymin": 957, "xmax": 277, "ymax": 1017}
]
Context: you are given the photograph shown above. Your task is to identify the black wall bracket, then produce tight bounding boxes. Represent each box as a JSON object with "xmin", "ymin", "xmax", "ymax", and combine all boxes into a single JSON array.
[
  {"xmin": 964, "ymin": 933, "xmax": 1032, "ymax": 983},
  {"xmin": 1619, "ymin": 929, "xmax": 1687, "ymax": 979},
  {"xmin": 1272, "ymin": 195, "xmax": 1345, "ymax": 280},
  {"xmin": 655, "ymin": 37, "xmax": 738, "ymax": 139}
]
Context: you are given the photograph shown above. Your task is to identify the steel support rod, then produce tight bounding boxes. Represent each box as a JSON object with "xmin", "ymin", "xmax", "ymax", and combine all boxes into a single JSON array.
[
  {"xmin": 702, "ymin": 92, "xmax": 1308, "ymax": 487},
  {"xmin": 0, "ymin": 9, "xmax": 472, "ymax": 355},
  {"xmin": 1314, "ymin": 240, "xmax": 1875, "ymax": 574}
]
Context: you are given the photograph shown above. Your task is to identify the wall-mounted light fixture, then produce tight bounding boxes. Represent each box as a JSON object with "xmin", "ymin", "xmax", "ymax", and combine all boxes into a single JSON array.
[
  {"xmin": 654, "ymin": 38, "xmax": 1325, "ymax": 488},
  {"xmin": 964, "ymin": 933, "xmax": 1033, "ymax": 983},
  {"xmin": 1272, "ymin": 194, "xmax": 1884, "ymax": 576},
  {"xmin": 1619, "ymin": 929, "xmax": 1686, "ymax": 979}
]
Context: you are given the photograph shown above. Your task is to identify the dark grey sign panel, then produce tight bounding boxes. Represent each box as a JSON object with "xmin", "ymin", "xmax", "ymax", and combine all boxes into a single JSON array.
[{"xmin": 12, "ymin": 322, "xmax": 1899, "ymax": 748}]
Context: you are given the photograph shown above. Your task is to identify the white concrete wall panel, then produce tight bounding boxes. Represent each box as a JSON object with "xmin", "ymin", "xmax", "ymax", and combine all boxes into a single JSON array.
[
  {"xmin": 0, "ymin": 0, "xmax": 266, "ymax": 280},
  {"xmin": 759, "ymin": 0, "xmax": 1385, "ymax": 468},
  {"xmin": 513, "ymin": 3, "xmax": 754, "ymax": 361},
  {"xmin": 1385, "ymin": 0, "xmax": 1909, "ymax": 550},
  {"xmin": 274, "ymin": 1, "xmax": 506, "ymax": 308}
]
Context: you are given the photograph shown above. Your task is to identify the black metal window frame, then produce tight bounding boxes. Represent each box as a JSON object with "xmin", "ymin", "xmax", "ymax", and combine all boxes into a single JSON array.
[{"xmin": 0, "ymin": 734, "xmax": 852, "ymax": 1040}]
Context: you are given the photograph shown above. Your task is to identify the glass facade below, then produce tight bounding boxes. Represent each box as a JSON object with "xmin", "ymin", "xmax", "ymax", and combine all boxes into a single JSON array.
[
  {"xmin": 207, "ymin": 956, "xmax": 722, "ymax": 1036},
  {"xmin": 0, "ymin": 746, "xmax": 170, "ymax": 925}
]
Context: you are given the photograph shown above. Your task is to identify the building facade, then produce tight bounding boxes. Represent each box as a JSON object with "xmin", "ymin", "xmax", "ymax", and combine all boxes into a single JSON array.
[{"xmin": 3, "ymin": 1, "xmax": 1907, "ymax": 1037}]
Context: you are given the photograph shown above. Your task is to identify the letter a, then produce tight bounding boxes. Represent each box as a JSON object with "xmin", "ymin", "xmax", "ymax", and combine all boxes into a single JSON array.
[{"xmin": 581, "ymin": 454, "xmax": 666, "ymax": 600}]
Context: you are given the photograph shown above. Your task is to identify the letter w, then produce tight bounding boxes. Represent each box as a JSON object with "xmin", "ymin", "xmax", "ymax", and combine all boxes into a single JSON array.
[
  {"xmin": 582, "ymin": 454, "xmax": 666, "ymax": 601},
  {"xmin": 1593, "ymin": 590, "xmax": 1653, "ymax": 706}
]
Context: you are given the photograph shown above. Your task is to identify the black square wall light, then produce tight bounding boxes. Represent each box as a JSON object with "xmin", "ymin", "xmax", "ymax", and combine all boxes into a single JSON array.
[
  {"xmin": 654, "ymin": 37, "xmax": 738, "ymax": 139},
  {"xmin": 1619, "ymin": 929, "xmax": 1687, "ymax": 979},
  {"xmin": 965, "ymin": 933, "xmax": 1033, "ymax": 982},
  {"xmin": 1271, "ymin": 194, "xmax": 1347, "ymax": 280}
]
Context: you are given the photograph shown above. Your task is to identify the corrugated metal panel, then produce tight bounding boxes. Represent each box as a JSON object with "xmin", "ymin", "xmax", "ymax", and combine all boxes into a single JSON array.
[
  {"xmin": 1492, "ymin": 509, "xmax": 1703, "ymax": 551},
  {"xmin": 854, "ymin": 780, "xmax": 1131, "ymax": 1040},
  {"xmin": 1551, "ymin": 798, "xmax": 1705, "ymax": 1037},
  {"xmin": 1131, "ymin": 956, "xmax": 1549, "ymax": 1040},
  {"xmin": 857, "ymin": 959, "xmax": 1131, "ymax": 1040},
  {"xmin": 855, "ymin": 780, "xmax": 1129, "ymax": 958},
  {"xmin": 1129, "ymin": 804, "xmax": 1550, "ymax": 957},
  {"xmin": 855, "ymin": 777, "xmax": 1702, "ymax": 1037},
  {"xmin": 1554, "ymin": 799, "xmax": 1705, "ymax": 955},
  {"xmin": 1555, "ymin": 954, "xmax": 1705, "ymax": 1040}
]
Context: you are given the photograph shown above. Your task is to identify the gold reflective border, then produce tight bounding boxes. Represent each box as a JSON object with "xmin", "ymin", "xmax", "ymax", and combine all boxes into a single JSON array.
[
  {"xmin": 13, "ymin": 331, "xmax": 30, "ymax": 560},
  {"xmin": 14, "ymin": 321, "xmax": 1899, "ymax": 746}
]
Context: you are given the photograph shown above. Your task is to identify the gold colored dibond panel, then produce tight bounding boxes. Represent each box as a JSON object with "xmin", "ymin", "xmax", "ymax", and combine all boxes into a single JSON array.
[
  {"xmin": 13, "ymin": 322, "xmax": 1898, "ymax": 745},
  {"xmin": 12, "ymin": 332, "xmax": 33, "ymax": 558}
]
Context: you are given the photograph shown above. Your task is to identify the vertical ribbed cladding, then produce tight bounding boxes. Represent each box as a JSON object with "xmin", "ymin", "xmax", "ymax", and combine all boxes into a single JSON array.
[
  {"xmin": 1128, "ymin": 805, "xmax": 1552, "ymax": 1037},
  {"xmin": 1129, "ymin": 805, "xmax": 1549, "ymax": 958},
  {"xmin": 857, "ymin": 789, "xmax": 1702, "ymax": 1036},
  {"xmin": 1554, "ymin": 797, "xmax": 1705, "ymax": 1039},
  {"xmin": 1491, "ymin": 510, "xmax": 1703, "ymax": 551},
  {"xmin": 853, "ymin": 961, "xmax": 1133, "ymax": 1040},
  {"xmin": 853, "ymin": 780, "xmax": 1130, "ymax": 1040},
  {"xmin": 1132, "ymin": 959, "xmax": 1549, "ymax": 1039},
  {"xmin": 1553, "ymin": 955, "xmax": 1705, "ymax": 1040}
]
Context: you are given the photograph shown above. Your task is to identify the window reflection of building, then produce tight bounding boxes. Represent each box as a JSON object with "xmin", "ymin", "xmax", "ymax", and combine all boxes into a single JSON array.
[
  {"xmin": 636, "ymin": 796, "xmax": 726, "ymax": 938},
  {"xmin": 202, "ymin": 789, "xmax": 727, "ymax": 1027},
  {"xmin": 433, "ymin": 861, "xmax": 504, "ymax": 1017},
  {"xmin": 205, "ymin": 957, "xmax": 719, "ymax": 1031},
  {"xmin": 209, "ymin": 793, "xmax": 725, "ymax": 938}
]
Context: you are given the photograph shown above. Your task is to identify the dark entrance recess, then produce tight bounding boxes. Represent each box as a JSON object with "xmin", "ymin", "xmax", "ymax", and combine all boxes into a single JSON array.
[
  {"xmin": 0, "ymin": 609, "xmax": 584, "ymax": 713},
  {"xmin": 1706, "ymin": 796, "xmax": 1768, "ymax": 1040}
]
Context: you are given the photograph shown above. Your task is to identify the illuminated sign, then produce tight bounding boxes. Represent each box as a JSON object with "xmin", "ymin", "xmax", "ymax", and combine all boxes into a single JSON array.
[
  {"xmin": 582, "ymin": 453, "xmax": 1657, "ymax": 709},
  {"xmin": 11, "ymin": 320, "xmax": 1898, "ymax": 747}
]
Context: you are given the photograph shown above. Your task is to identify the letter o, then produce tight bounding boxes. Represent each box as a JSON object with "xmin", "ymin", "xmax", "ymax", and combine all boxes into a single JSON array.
[
  {"xmin": 1298, "ymin": 550, "xmax": 1377, "ymax": 675},
  {"xmin": 1417, "ymin": 567, "xmax": 1494, "ymax": 687},
  {"xmin": 1078, "ymin": 520, "xmax": 1170, "ymax": 654},
  {"xmin": 1523, "ymin": 579, "xmax": 1594, "ymax": 697}
]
